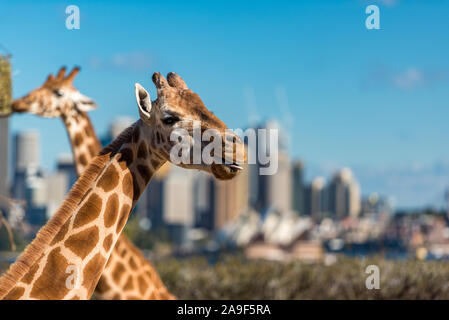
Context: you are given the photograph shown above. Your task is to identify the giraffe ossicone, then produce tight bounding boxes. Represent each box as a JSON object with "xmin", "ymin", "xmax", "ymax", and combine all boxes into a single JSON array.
[{"xmin": 0, "ymin": 71, "xmax": 245, "ymax": 300}]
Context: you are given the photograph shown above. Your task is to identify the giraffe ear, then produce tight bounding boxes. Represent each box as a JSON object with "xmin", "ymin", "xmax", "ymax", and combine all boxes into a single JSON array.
[{"xmin": 135, "ymin": 83, "xmax": 152, "ymax": 121}]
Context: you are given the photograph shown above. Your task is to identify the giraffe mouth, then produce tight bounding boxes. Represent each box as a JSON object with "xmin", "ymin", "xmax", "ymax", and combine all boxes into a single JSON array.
[{"xmin": 224, "ymin": 163, "xmax": 243, "ymax": 173}]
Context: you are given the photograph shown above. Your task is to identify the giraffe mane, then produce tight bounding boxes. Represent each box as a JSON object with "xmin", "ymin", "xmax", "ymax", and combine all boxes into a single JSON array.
[{"xmin": 0, "ymin": 124, "xmax": 135, "ymax": 299}]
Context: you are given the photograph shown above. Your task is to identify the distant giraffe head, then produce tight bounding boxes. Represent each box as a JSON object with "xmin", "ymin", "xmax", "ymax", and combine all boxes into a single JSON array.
[
  {"xmin": 11, "ymin": 66, "xmax": 96, "ymax": 118},
  {"xmin": 136, "ymin": 72, "xmax": 246, "ymax": 180}
]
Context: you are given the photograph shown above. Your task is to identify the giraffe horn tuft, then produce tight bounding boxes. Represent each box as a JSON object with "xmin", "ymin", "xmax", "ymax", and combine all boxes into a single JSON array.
[
  {"xmin": 56, "ymin": 66, "xmax": 67, "ymax": 81},
  {"xmin": 167, "ymin": 72, "xmax": 188, "ymax": 90},
  {"xmin": 65, "ymin": 66, "xmax": 80, "ymax": 84},
  {"xmin": 152, "ymin": 72, "xmax": 170, "ymax": 92},
  {"xmin": 44, "ymin": 74, "xmax": 56, "ymax": 86}
]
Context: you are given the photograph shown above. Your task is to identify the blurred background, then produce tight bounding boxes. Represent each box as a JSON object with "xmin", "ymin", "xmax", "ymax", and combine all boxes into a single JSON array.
[{"xmin": 1, "ymin": 0, "xmax": 449, "ymax": 299}]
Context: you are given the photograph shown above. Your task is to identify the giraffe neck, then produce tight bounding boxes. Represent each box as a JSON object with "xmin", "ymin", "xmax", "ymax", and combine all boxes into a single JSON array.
[
  {"xmin": 61, "ymin": 110, "xmax": 101, "ymax": 175},
  {"xmin": 0, "ymin": 120, "xmax": 167, "ymax": 299}
]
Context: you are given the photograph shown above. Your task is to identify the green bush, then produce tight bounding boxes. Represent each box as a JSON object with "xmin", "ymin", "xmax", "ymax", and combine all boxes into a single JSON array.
[{"xmin": 154, "ymin": 255, "xmax": 449, "ymax": 299}]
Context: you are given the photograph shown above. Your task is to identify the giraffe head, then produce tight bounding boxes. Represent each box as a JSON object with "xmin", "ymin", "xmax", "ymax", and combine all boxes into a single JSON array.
[
  {"xmin": 135, "ymin": 72, "xmax": 246, "ymax": 180},
  {"xmin": 11, "ymin": 66, "xmax": 96, "ymax": 118}
]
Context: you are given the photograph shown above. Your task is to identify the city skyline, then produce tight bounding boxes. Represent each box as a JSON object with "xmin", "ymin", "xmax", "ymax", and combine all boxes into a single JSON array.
[
  {"xmin": 8, "ymin": 118, "xmax": 379, "ymax": 219},
  {"xmin": 5, "ymin": 116, "xmax": 448, "ymax": 211},
  {"xmin": 2, "ymin": 1, "xmax": 449, "ymax": 208}
]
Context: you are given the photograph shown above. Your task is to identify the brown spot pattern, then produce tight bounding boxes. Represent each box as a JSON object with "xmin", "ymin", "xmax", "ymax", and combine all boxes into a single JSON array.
[
  {"xmin": 21, "ymin": 254, "xmax": 44, "ymax": 284},
  {"xmin": 51, "ymin": 218, "xmax": 71, "ymax": 245},
  {"xmin": 82, "ymin": 253, "xmax": 106, "ymax": 297},
  {"xmin": 73, "ymin": 193, "xmax": 102, "ymax": 228},
  {"xmin": 131, "ymin": 172, "xmax": 140, "ymax": 201},
  {"xmin": 103, "ymin": 234, "xmax": 114, "ymax": 252},
  {"xmin": 112, "ymin": 293, "xmax": 121, "ymax": 300},
  {"xmin": 137, "ymin": 164, "xmax": 152, "ymax": 184},
  {"xmin": 97, "ymin": 165, "xmax": 120, "ymax": 192},
  {"xmin": 112, "ymin": 262, "xmax": 126, "ymax": 285},
  {"xmin": 3, "ymin": 287, "xmax": 25, "ymax": 300},
  {"xmin": 116, "ymin": 204, "xmax": 131, "ymax": 233},
  {"xmin": 137, "ymin": 275, "xmax": 148, "ymax": 295},
  {"xmin": 132, "ymin": 127, "xmax": 140, "ymax": 142},
  {"xmin": 88, "ymin": 144, "xmax": 97, "ymax": 158},
  {"xmin": 64, "ymin": 226, "xmax": 100, "ymax": 259},
  {"xmin": 96, "ymin": 278, "xmax": 111, "ymax": 294},
  {"xmin": 122, "ymin": 172, "xmax": 134, "ymax": 198},
  {"xmin": 30, "ymin": 248, "xmax": 70, "ymax": 299},
  {"xmin": 119, "ymin": 148, "xmax": 134, "ymax": 167},
  {"xmin": 78, "ymin": 154, "xmax": 88, "ymax": 167},
  {"xmin": 74, "ymin": 133, "xmax": 83, "ymax": 146},
  {"xmin": 129, "ymin": 257, "xmax": 138, "ymax": 271},
  {"xmin": 104, "ymin": 193, "xmax": 119, "ymax": 228},
  {"xmin": 137, "ymin": 142, "xmax": 148, "ymax": 159},
  {"xmin": 123, "ymin": 276, "xmax": 134, "ymax": 291}
]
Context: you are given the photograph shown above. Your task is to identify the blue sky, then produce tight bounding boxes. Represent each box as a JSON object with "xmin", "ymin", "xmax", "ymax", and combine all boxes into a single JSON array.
[{"xmin": 1, "ymin": 0, "xmax": 449, "ymax": 208}]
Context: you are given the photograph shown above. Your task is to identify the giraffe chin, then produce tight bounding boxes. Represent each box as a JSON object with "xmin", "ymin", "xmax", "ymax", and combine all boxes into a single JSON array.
[{"xmin": 210, "ymin": 163, "xmax": 242, "ymax": 180}]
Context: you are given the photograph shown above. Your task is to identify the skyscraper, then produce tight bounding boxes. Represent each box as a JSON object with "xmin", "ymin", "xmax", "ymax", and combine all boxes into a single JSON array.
[
  {"xmin": 56, "ymin": 153, "xmax": 77, "ymax": 192},
  {"xmin": 193, "ymin": 171, "xmax": 214, "ymax": 230},
  {"xmin": 327, "ymin": 167, "xmax": 361, "ymax": 219},
  {"xmin": 12, "ymin": 130, "xmax": 40, "ymax": 200},
  {"xmin": 0, "ymin": 117, "xmax": 8, "ymax": 198},
  {"xmin": 45, "ymin": 172, "xmax": 68, "ymax": 219},
  {"xmin": 446, "ymin": 188, "xmax": 449, "ymax": 217},
  {"xmin": 304, "ymin": 176, "xmax": 326, "ymax": 220},
  {"xmin": 292, "ymin": 160, "xmax": 305, "ymax": 215},
  {"xmin": 136, "ymin": 162, "xmax": 171, "ymax": 229},
  {"xmin": 250, "ymin": 120, "xmax": 291, "ymax": 214},
  {"xmin": 163, "ymin": 166, "xmax": 195, "ymax": 243},
  {"xmin": 101, "ymin": 116, "xmax": 135, "ymax": 146},
  {"xmin": 14, "ymin": 130, "xmax": 40, "ymax": 172},
  {"xmin": 12, "ymin": 131, "xmax": 48, "ymax": 225},
  {"xmin": 213, "ymin": 163, "xmax": 249, "ymax": 230}
]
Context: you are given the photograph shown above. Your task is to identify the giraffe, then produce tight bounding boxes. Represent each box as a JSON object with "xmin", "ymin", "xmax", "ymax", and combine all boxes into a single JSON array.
[
  {"xmin": 0, "ymin": 72, "xmax": 245, "ymax": 299},
  {"xmin": 10, "ymin": 67, "xmax": 175, "ymax": 300}
]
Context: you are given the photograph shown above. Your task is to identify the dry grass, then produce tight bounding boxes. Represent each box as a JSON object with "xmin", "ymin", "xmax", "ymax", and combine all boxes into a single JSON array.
[{"xmin": 154, "ymin": 255, "xmax": 449, "ymax": 299}]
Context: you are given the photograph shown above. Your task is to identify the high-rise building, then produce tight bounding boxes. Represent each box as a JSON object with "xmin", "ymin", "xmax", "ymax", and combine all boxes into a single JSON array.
[
  {"xmin": 213, "ymin": 163, "xmax": 249, "ymax": 230},
  {"xmin": 56, "ymin": 153, "xmax": 77, "ymax": 192},
  {"xmin": 136, "ymin": 162, "xmax": 171, "ymax": 229},
  {"xmin": 45, "ymin": 172, "xmax": 68, "ymax": 219},
  {"xmin": 14, "ymin": 130, "xmax": 40, "ymax": 172},
  {"xmin": 11, "ymin": 130, "xmax": 48, "ymax": 226},
  {"xmin": 193, "ymin": 171, "xmax": 214, "ymax": 230},
  {"xmin": 292, "ymin": 160, "xmax": 305, "ymax": 215},
  {"xmin": 193, "ymin": 164, "xmax": 249, "ymax": 231},
  {"xmin": 304, "ymin": 176, "xmax": 326, "ymax": 220},
  {"xmin": 0, "ymin": 117, "xmax": 8, "ymax": 199},
  {"xmin": 163, "ymin": 166, "xmax": 195, "ymax": 244},
  {"xmin": 12, "ymin": 130, "xmax": 40, "ymax": 200},
  {"xmin": 327, "ymin": 167, "xmax": 361, "ymax": 219},
  {"xmin": 446, "ymin": 188, "xmax": 449, "ymax": 217},
  {"xmin": 101, "ymin": 116, "xmax": 135, "ymax": 146},
  {"xmin": 163, "ymin": 166, "xmax": 195, "ymax": 226},
  {"xmin": 250, "ymin": 120, "xmax": 291, "ymax": 214}
]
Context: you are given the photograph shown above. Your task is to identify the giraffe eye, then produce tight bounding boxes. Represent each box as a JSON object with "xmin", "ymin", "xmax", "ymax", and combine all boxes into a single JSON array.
[
  {"xmin": 162, "ymin": 116, "xmax": 180, "ymax": 125},
  {"xmin": 53, "ymin": 89, "xmax": 64, "ymax": 97}
]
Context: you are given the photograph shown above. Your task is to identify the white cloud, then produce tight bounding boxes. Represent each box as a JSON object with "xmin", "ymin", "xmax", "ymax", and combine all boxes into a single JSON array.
[
  {"xmin": 392, "ymin": 68, "xmax": 423, "ymax": 89},
  {"xmin": 88, "ymin": 51, "xmax": 155, "ymax": 72},
  {"xmin": 362, "ymin": 64, "xmax": 449, "ymax": 91}
]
